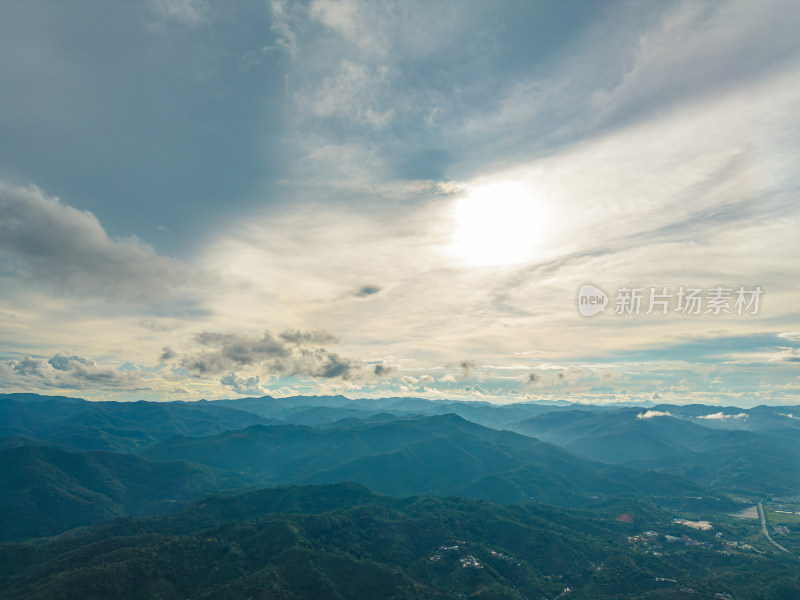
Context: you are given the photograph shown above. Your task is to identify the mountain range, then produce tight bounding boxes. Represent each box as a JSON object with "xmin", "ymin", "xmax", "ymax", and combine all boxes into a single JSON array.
[
  {"xmin": 2, "ymin": 392, "xmax": 799, "ymax": 598},
  {"xmin": 3, "ymin": 393, "xmax": 798, "ymax": 542}
]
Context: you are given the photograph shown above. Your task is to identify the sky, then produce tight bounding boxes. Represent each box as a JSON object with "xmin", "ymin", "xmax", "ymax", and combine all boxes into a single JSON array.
[{"xmin": 0, "ymin": 0, "xmax": 798, "ymax": 406}]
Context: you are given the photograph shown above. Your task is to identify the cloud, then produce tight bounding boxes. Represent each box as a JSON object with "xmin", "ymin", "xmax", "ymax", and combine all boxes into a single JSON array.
[
  {"xmin": 242, "ymin": 0, "xmax": 302, "ymax": 68},
  {"xmin": 267, "ymin": 0, "xmax": 300, "ymax": 57},
  {"xmin": 181, "ymin": 331, "xmax": 290, "ymax": 374},
  {"xmin": 554, "ymin": 367, "xmax": 585, "ymax": 382},
  {"xmin": 0, "ymin": 184, "xmax": 190, "ymax": 300},
  {"xmin": 0, "ymin": 354, "xmax": 151, "ymax": 391},
  {"xmin": 2, "ymin": 2, "xmax": 799, "ymax": 407},
  {"xmin": 696, "ymin": 411, "xmax": 748, "ymax": 420},
  {"xmin": 460, "ymin": 0, "xmax": 800, "ymax": 162},
  {"xmin": 140, "ymin": 319, "xmax": 171, "ymax": 332},
  {"xmin": 48, "ymin": 354, "xmax": 95, "ymax": 372},
  {"xmin": 775, "ymin": 348, "xmax": 800, "ymax": 363},
  {"xmin": 151, "ymin": 0, "xmax": 207, "ymax": 28},
  {"xmin": 279, "ymin": 329, "xmax": 340, "ymax": 345},
  {"xmin": 372, "ymin": 363, "xmax": 394, "ymax": 376},
  {"xmin": 781, "ymin": 413, "xmax": 800, "ymax": 420},
  {"xmin": 282, "ymin": 0, "xmax": 496, "ymax": 158},
  {"xmin": 355, "ymin": 285, "xmax": 381, "ymax": 297},
  {"xmin": 309, "ymin": 0, "xmax": 371, "ymax": 50},
  {"xmin": 220, "ymin": 372, "xmax": 266, "ymax": 395},
  {"xmin": 457, "ymin": 360, "xmax": 475, "ymax": 381},
  {"xmin": 583, "ymin": 1, "xmax": 800, "ymax": 133},
  {"xmin": 524, "ymin": 366, "xmax": 588, "ymax": 388},
  {"xmin": 175, "ymin": 329, "xmax": 384, "ymax": 381},
  {"xmin": 637, "ymin": 410, "xmax": 673, "ymax": 419},
  {"xmin": 295, "ymin": 60, "xmax": 396, "ymax": 129},
  {"xmin": 398, "ymin": 372, "xmax": 435, "ymax": 392}
]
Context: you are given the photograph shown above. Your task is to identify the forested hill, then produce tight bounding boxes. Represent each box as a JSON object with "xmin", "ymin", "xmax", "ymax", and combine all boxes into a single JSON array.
[{"xmin": 1, "ymin": 483, "xmax": 798, "ymax": 600}]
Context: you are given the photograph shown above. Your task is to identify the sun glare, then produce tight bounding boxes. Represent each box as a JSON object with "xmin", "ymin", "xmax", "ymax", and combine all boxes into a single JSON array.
[{"xmin": 449, "ymin": 181, "xmax": 547, "ymax": 267}]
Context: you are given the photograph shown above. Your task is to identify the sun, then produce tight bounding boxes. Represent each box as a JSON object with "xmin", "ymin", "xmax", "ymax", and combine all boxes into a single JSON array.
[{"xmin": 448, "ymin": 181, "xmax": 547, "ymax": 267}]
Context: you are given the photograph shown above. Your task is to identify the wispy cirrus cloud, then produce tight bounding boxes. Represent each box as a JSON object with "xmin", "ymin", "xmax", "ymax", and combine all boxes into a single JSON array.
[
  {"xmin": 0, "ymin": 1, "xmax": 798, "ymax": 405},
  {"xmin": 150, "ymin": 0, "xmax": 207, "ymax": 29}
]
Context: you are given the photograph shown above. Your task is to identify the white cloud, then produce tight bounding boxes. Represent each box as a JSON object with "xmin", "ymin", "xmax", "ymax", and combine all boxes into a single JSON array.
[
  {"xmin": 637, "ymin": 410, "xmax": 673, "ymax": 419},
  {"xmin": 306, "ymin": 0, "xmax": 472, "ymax": 60},
  {"xmin": 584, "ymin": 1, "xmax": 800, "ymax": 132},
  {"xmin": 243, "ymin": 0, "xmax": 302, "ymax": 68},
  {"xmin": 295, "ymin": 60, "xmax": 396, "ymax": 128},
  {"xmin": 696, "ymin": 412, "xmax": 748, "ymax": 420},
  {"xmin": 268, "ymin": 0, "xmax": 300, "ymax": 57},
  {"xmin": 309, "ymin": 0, "xmax": 379, "ymax": 54},
  {"xmin": 151, "ymin": 0, "xmax": 206, "ymax": 28},
  {"xmin": 459, "ymin": 0, "xmax": 800, "ymax": 159}
]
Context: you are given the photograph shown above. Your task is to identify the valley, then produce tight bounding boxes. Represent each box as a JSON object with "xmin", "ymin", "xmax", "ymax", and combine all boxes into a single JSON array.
[{"xmin": 1, "ymin": 393, "xmax": 798, "ymax": 598}]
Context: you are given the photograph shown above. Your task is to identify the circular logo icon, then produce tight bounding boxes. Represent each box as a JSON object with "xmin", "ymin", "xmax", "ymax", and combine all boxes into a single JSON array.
[{"xmin": 577, "ymin": 283, "xmax": 608, "ymax": 317}]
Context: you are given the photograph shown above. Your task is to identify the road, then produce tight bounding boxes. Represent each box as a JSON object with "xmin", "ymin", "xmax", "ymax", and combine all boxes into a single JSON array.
[{"xmin": 758, "ymin": 501, "xmax": 792, "ymax": 554}]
